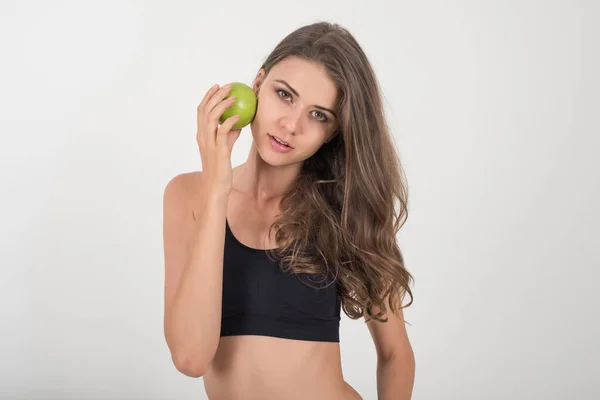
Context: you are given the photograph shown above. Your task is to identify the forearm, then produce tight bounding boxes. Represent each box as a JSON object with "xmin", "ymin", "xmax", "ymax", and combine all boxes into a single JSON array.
[
  {"xmin": 165, "ymin": 194, "xmax": 228, "ymax": 372},
  {"xmin": 376, "ymin": 351, "xmax": 416, "ymax": 400}
]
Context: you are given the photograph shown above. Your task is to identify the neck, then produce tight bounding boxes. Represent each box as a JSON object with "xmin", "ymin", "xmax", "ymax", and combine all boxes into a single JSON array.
[{"xmin": 234, "ymin": 141, "xmax": 302, "ymax": 204}]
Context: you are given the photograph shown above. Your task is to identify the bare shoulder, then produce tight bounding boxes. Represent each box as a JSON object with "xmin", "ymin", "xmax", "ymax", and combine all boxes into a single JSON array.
[
  {"xmin": 163, "ymin": 171, "xmax": 210, "ymax": 223},
  {"xmin": 163, "ymin": 171, "xmax": 205, "ymax": 213}
]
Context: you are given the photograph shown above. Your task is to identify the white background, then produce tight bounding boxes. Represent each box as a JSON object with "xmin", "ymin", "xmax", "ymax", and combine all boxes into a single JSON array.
[{"xmin": 1, "ymin": 0, "xmax": 598, "ymax": 399}]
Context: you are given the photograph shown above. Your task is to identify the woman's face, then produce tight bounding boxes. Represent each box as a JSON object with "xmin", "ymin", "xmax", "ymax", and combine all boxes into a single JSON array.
[{"xmin": 250, "ymin": 56, "xmax": 339, "ymax": 166}]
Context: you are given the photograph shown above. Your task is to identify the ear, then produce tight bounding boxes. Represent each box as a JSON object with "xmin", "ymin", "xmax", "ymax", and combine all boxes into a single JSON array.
[{"xmin": 252, "ymin": 68, "xmax": 266, "ymax": 97}]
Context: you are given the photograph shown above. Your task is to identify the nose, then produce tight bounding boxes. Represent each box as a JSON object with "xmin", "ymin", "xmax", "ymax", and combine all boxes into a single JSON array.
[{"xmin": 280, "ymin": 108, "xmax": 302, "ymax": 135}]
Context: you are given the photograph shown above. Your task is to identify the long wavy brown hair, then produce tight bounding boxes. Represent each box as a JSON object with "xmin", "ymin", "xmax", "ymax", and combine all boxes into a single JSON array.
[{"xmin": 261, "ymin": 21, "xmax": 414, "ymax": 324}]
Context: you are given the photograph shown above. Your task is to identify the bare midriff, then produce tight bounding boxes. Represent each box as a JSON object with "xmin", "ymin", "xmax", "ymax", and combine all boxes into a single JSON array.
[{"xmin": 203, "ymin": 335, "xmax": 363, "ymax": 400}]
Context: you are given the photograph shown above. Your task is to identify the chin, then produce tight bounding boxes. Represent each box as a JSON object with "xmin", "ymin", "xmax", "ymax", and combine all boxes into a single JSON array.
[{"xmin": 259, "ymin": 148, "xmax": 291, "ymax": 167}]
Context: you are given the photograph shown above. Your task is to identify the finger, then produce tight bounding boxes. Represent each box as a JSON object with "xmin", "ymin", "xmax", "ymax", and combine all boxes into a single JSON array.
[
  {"xmin": 226, "ymin": 128, "xmax": 242, "ymax": 152},
  {"xmin": 217, "ymin": 114, "xmax": 240, "ymax": 135},
  {"xmin": 206, "ymin": 85, "xmax": 232, "ymax": 114},
  {"xmin": 198, "ymin": 83, "xmax": 220, "ymax": 112},
  {"xmin": 209, "ymin": 96, "xmax": 237, "ymax": 124},
  {"xmin": 216, "ymin": 115, "xmax": 241, "ymax": 146}
]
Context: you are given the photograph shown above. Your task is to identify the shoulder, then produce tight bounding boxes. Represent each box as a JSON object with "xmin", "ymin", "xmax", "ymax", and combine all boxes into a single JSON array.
[
  {"xmin": 164, "ymin": 171, "xmax": 204, "ymax": 198},
  {"xmin": 163, "ymin": 171, "xmax": 205, "ymax": 212}
]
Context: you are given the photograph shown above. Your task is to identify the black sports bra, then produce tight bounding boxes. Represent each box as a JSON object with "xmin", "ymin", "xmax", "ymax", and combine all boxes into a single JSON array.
[{"xmin": 220, "ymin": 218, "xmax": 341, "ymax": 342}]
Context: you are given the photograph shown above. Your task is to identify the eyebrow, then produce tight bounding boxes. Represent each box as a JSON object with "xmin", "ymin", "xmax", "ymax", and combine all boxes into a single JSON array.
[{"xmin": 274, "ymin": 79, "xmax": 338, "ymax": 119}]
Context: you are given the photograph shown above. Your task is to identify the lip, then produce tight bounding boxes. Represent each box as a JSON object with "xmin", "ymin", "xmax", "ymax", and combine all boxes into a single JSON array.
[
  {"xmin": 269, "ymin": 134, "xmax": 293, "ymax": 148},
  {"xmin": 268, "ymin": 134, "xmax": 294, "ymax": 152}
]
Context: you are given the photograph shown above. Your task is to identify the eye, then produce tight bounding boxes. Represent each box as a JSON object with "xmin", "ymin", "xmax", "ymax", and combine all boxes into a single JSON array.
[
  {"xmin": 312, "ymin": 111, "xmax": 328, "ymax": 122},
  {"xmin": 276, "ymin": 89, "xmax": 292, "ymax": 101}
]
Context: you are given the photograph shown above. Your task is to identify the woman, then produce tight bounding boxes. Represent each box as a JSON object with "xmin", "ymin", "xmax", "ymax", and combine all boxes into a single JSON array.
[{"xmin": 163, "ymin": 22, "xmax": 415, "ymax": 399}]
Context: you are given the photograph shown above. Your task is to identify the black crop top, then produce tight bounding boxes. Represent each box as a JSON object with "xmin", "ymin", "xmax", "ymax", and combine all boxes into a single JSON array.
[{"xmin": 220, "ymin": 218, "xmax": 341, "ymax": 342}]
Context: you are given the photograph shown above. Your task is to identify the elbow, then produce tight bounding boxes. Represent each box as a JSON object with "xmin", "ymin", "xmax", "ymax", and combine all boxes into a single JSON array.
[
  {"xmin": 172, "ymin": 352, "xmax": 210, "ymax": 378},
  {"xmin": 380, "ymin": 347, "xmax": 416, "ymax": 371},
  {"xmin": 164, "ymin": 325, "xmax": 218, "ymax": 378}
]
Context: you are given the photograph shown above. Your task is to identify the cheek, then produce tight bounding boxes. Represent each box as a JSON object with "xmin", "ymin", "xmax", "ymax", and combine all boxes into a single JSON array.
[
  {"xmin": 255, "ymin": 92, "xmax": 281, "ymax": 120},
  {"xmin": 298, "ymin": 136, "xmax": 327, "ymax": 155},
  {"xmin": 250, "ymin": 94, "xmax": 269, "ymax": 130}
]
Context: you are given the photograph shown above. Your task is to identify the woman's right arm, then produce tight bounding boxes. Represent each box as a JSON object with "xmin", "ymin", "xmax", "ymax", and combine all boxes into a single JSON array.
[
  {"xmin": 162, "ymin": 173, "xmax": 229, "ymax": 377},
  {"xmin": 163, "ymin": 83, "xmax": 243, "ymax": 377}
]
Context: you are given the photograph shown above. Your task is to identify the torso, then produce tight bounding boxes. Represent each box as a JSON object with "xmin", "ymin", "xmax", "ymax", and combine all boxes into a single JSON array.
[{"xmin": 187, "ymin": 169, "xmax": 362, "ymax": 400}]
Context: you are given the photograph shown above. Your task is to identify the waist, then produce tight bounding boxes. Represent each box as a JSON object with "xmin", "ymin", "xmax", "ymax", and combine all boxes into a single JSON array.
[
  {"xmin": 205, "ymin": 379, "xmax": 362, "ymax": 400},
  {"xmin": 205, "ymin": 336, "xmax": 361, "ymax": 400}
]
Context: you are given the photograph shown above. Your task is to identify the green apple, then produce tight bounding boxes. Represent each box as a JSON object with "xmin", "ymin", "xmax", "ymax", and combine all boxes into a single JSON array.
[{"xmin": 218, "ymin": 82, "xmax": 258, "ymax": 129}]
